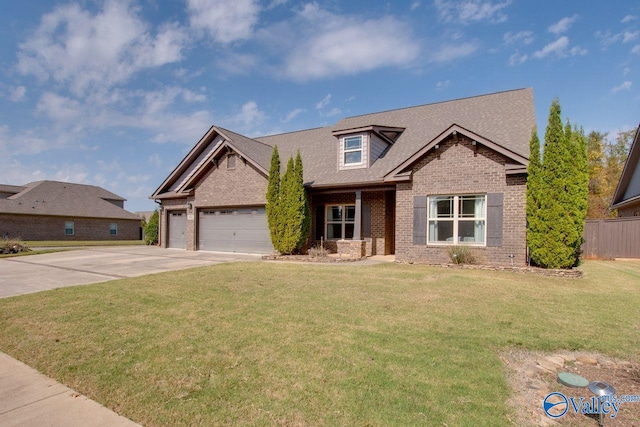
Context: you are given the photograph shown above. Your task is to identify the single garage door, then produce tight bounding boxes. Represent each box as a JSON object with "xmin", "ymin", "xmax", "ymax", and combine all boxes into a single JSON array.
[
  {"xmin": 198, "ymin": 208, "xmax": 273, "ymax": 253},
  {"xmin": 168, "ymin": 211, "xmax": 187, "ymax": 249}
]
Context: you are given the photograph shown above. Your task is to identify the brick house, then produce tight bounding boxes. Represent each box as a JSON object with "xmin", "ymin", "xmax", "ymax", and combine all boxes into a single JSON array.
[
  {"xmin": 611, "ymin": 125, "xmax": 640, "ymax": 217},
  {"xmin": 0, "ymin": 181, "xmax": 141, "ymax": 241},
  {"xmin": 151, "ymin": 89, "xmax": 535, "ymax": 266}
]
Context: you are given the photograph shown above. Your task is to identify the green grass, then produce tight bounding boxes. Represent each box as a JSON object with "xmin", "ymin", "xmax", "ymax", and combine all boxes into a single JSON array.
[
  {"xmin": 0, "ymin": 261, "xmax": 639, "ymax": 426},
  {"xmin": 26, "ymin": 240, "xmax": 145, "ymax": 247},
  {"xmin": 0, "ymin": 248, "xmax": 73, "ymax": 258}
]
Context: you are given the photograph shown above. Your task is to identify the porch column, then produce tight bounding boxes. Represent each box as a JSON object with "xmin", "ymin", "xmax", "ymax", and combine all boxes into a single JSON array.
[{"xmin": 354, "ymin": 190, "xmax": 362, "ymax": 240}]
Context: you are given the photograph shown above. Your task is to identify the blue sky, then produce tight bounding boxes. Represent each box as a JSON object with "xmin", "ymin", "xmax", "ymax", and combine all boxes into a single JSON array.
[{"xmin": 0, "ymin": 0, "xmax": 638, "ymax": 212}]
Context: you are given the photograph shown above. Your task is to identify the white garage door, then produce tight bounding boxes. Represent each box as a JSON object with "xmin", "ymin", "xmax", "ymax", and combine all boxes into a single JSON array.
[
  {"xmin": 168, "ymin": 211, "xmax": 187, "ymax": 249},
  {"xmin": 198, "ymin": 208, "xmax": 273, "ymax": 254}
]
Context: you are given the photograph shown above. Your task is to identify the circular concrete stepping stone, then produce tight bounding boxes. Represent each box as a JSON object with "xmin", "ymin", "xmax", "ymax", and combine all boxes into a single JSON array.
[{"xmin": 558, "ymin": 372, "xmax": 589, "ymax": 388}]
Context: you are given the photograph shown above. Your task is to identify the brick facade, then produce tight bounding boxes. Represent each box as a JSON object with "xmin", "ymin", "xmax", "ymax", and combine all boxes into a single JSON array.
[
  {"xmin": 0, "ymin": 213, "xmax": 140, "ymax": 241},
  {"xmin": 160, "ymin": 157, "xmax": 268, "ymax": 250},
  {"xmin": 310, "ymin": 190, "xmax": 393, "ymax": 255},
  {"xmin": 395, "ymin": 136, "xmax": 527, "ymax": 266}
]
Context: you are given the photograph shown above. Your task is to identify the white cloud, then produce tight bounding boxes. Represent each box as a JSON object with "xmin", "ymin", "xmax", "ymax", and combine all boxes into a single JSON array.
[
  {"xmin": 436, "ymin": 80, "xmax": 451, "ymax": 90},
  {"xmin": 632, "ymin": 45, "xmax": 640, "ymax": 55},
  {"xmin": 231, "ymin": 101, "xmax": 266, "ymax": 127},
  {"xmin": 504, "ymin": 31, "xmax": 534, "ymax": 45},
  {"xmin": 532, "ymin": 36, "xmax": 585, "ymax": 59},
  {"xmin": 624, "ymin": 67, "xmax": 631, "ymax": 76},
  {"xmin": 315, "ymin": 94, "xmax": 332, "ymax": 109},
  {"xmin": 596, "ymin": 30, "xmax": 622, "ymax": 48},
  {"xmin": 0, "ymin": 125, "xmax": 50, "ymax": 156},
  {"xmin": 282, "ymin": 108, "xmax": 306, "ymax": 123},
  {"xmin": 548, "ymin": 15, "xmax": 578, "ymax": 35},
  {"xmin": 36, "ymin": 92, "xmax": 82, "ymax": 121},
  {"xmin": 622, "ymin": 15, "xmax": 637, "ymax": 24},
  {"xmin": 217, "ymin": 52, "xmax": 259, "ymax": 76},
  {"xmin": 430, "ymin": 41, "xmax": 479, "ymax": 63},
  {"xmin": 411, "ymin": 2, "xmax": 421, "ymax": 10},
  {"xmin": 9, "ymin": 86, "xmax": 26, "ymax": 102},
  {"xmin": 321, "ymin": 107, "xmax": 342, "ymax": 118},
  {"xmin": 623, "ymin": 31, "xmax": 639, "ymax": 43},
  {"xmin": 279, "ymin": 4, "xmax": 419, "ymax": 81},
  {"xmin": 612, "ymin": 81, "xmax": 632, "ymax": 93},
  {"xmin": 181, "ymin": 89, "xmax": 207, "ymax": 103},
  {"xmin": 148, "ymin": 153, "xmax": 162, "ymax": 168},
  {"xmin": 187, "ymin": 0, "xmax": 259, "ymax": 44},
  {"xmin": 508, "ymin": 50, "xmax": 528, "ymax": 66},
  {"xmin": 17, "ymin": 0, "xmax": 189, "ymax": 95},
  {"xmin": 435, "ymin": 0, "xmax": 512, "ymax": 24}
]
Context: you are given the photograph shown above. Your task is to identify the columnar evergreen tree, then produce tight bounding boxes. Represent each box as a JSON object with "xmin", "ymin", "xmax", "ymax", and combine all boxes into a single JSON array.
[
  {"xmin": 526, "ymin": 127, "xmax": 544, "ymax": 262},
  {"xmin": 569, "ymin": 125, "xmax": 589, "ymax": 262},
  {"xmin": 527, "ymin": 99, "xmax": 589, "ymax": 268},
  {"xmin": 266, "ymin": 146, "xmax": 281, "ymax": 248},
  {"xmin": 265, "ymin": 147, "xmax": 311, "ymax": 254},
  {"xmin": 294, "ymin": 150, "xmax": 311, "ymax": 249},
  {"xmin": 144, "ymin": 210, "xmax": 159, "ymax": 245}
]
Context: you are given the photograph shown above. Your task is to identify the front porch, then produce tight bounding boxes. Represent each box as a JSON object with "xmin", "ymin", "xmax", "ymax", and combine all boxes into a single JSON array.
[{"xmin": 309, "ymin": 188, "xmax": 395, "ymax": 257}]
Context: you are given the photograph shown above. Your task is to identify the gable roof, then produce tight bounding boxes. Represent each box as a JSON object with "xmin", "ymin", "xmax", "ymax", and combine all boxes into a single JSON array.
[
  {"xmin": 153, "ymin": 88, "xmax": 535, "ymax": 197},
  {"xmin": 0, "ymin": 181, "xmax": 140, "ymax": 220},
  {"xmin": 151, "ymin": 126, "xmax": 273, "ymax": 199},
  {"xmin": 611, "ymin": 124, "xmax": 640, "ymax": 209}
]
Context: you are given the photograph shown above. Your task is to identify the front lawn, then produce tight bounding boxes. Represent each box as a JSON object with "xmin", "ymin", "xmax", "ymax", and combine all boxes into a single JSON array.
[
  {"xmin": 26, "ymin": 240, "xmax": 145, "ymax": 247},
  {"xmin": 0, "ymin": 261, "xmax": 638, "ymax": 426}
]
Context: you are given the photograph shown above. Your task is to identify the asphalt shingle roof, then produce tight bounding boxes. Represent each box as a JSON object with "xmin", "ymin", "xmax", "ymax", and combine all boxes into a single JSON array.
[
  {"xmin": 0, "ymin": 181, "xmax": 140, "ymax": 220},
  {"xmin": 153, "ymin": 88, "xmax": 535, "ymax": 196},
  {"xmin": 255, "ymin": 88, "xmax": 535, "ymax": 186}
]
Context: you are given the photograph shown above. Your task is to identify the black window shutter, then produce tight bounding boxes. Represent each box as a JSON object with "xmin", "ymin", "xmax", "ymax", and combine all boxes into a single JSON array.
[
  {"xmin": 362, "ymin": 202, "xmax": 371, "ymax": 238},
  {"xmin": 315, "ymin": 205, "xmax": 325, "ymax": 240},
  {"xmin": 486, "ymin": 193, "xmax": 503, "ymax": 247},
  {"xmin": 413, "ymin": 196, "xmax": 427, "ymax": 245}
]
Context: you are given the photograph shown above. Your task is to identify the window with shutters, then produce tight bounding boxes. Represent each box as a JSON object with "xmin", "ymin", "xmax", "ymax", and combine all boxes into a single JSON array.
[{"xmin": 427, "ymin": 195, "xmax": 486, "ymax": 245}]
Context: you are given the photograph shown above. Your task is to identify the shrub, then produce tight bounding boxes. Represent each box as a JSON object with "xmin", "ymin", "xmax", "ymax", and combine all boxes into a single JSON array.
[
  {"xmin": 144, "ymin": 210, "xmax": 159, "ymax": 245},
  {"xmin": 1, "ymin": 237, "xmax": 29, "ymax": 254},
  {"xmin": 447, "ymin": 246, "xmax": 475, "ymax": 264}
]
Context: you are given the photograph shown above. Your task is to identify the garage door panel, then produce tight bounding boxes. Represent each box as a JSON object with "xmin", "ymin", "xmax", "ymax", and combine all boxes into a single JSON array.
[
  {"xmin": 198, "ymin": 208, "xmax": 272, "ymax": 254},
  {"xmin": 168, "ymin": 211, "xmax": 187, "ymax": 249}
]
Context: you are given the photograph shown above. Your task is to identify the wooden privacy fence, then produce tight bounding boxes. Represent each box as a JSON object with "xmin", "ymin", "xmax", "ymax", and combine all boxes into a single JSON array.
[{"xmin": 582, "ymin": 217, "xmax": 640, "ymax": 259}]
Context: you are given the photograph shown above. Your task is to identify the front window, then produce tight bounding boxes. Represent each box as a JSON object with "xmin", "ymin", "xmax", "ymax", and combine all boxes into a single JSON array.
[
  {"xmin": 428, "ymin": 195, "xmax": 486, "ymax": 245},
  {"xmin": 343, "ymin": 136, "xmax": 362, "ymax": 165},
  {"xmin": 326, "ymin": 205, "xmax": 355, "ymax": 239},
  {"xmin": 65, "ymin": 221, "xmax": 74, "ymax": 236},
  {"xmin": 110, "ymin": 223, "xmax": 117, "ymax": 235}
]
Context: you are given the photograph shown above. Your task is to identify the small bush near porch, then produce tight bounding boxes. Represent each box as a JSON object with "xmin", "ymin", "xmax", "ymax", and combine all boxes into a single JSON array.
[{"xmin": 0, "ymin": 261, "xmax": 638, "ymax": 426}]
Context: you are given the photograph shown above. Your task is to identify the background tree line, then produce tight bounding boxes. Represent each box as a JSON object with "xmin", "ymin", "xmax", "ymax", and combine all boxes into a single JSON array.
[{"xmin": 586, "ymin": 128, "xmax": 636, "ymax": 218}]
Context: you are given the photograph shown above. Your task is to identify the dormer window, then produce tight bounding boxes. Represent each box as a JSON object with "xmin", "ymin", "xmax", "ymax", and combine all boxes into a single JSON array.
[{"xmin": 344, "ymin": 136, "xmax": 363, "ymax": 165}]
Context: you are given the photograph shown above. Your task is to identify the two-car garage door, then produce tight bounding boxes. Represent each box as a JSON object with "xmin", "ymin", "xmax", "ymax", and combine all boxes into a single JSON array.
[{"xmin": 198, "ymin": 208, "xmax": 273, "ymax": 254}]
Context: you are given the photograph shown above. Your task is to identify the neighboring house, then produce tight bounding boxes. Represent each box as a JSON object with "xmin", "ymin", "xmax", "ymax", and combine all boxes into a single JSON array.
[
  {"xmin": 0, "ymin": 181, "xmax": 141, "ymax": 240},
  {"xmin": 151, "ymin": 88, "xmax": 535, "ymax": 266},
  {"xmin": 611, "ymin": 125, "xmax": 640, "ymax": 217}
]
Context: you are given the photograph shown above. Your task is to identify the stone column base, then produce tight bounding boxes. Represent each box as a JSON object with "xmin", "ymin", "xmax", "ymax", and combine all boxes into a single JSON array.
[{"xmin": 336, "ymin": 240, "xmax": 366, "ymax": 259}]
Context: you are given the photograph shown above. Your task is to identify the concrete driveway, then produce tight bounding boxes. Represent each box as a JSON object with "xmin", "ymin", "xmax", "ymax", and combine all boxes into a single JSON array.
[{"xmin": 0, "ymin": 246, "xmax": 261, "ymax": 298}]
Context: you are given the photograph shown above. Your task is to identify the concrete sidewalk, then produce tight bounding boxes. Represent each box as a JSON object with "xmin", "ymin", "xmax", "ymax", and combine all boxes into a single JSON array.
[{"xmin": 0, "ymin": 352, "xmax": 141, "ymax": 427}]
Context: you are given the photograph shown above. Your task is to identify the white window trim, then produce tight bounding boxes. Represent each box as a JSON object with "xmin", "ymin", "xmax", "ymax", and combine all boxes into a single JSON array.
[
  {"xmin": 110, "ymin": 223, "xmax": 117, "ymax": 235},
  {"xmin": 325, "ymin": 204, "xmax": 356, "ymax": 240},
  {"xmin": 427, "ymin": 195, "xmax": 487, "ymax": 246},
  {"xmin": 65, "ymin": 221, "xmax": 74, "ymax": 236},
  {"xmin": 343, "ymin": 136, "xmax": 363, "ymax": 166}
]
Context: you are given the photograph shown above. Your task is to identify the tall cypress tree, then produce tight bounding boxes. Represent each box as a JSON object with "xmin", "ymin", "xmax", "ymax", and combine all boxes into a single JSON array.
[
  {"xmin": 294, "ymin": 150, "xmax": 311, "ymax": 249},
  {"xmin": 266, "ymin": 146, "xmax": 281, "ymax": 250},
  {"xmin": 526, "ymin": 127, "xmax": 543, "ymax": 263},
  {"xmin": 278, "ymin": 157, "xmax": 298, "ymax": 254},
  {"xmin": 569, "ymin": 126, "xmax": 589, "ymax": 264},
  {"xmin": 529, "ymin": 99, "xmax": 588, "ymax": 268}
]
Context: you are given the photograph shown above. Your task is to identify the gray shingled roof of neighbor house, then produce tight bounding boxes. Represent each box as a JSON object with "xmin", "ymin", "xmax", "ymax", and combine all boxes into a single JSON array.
[
  {"xmin": 254, "ymin": 88, "xmax": 535, "ymax": 186},
  {"xmin": 0, "ymin": 181, "xmax": 141, "ymax": 220}
]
